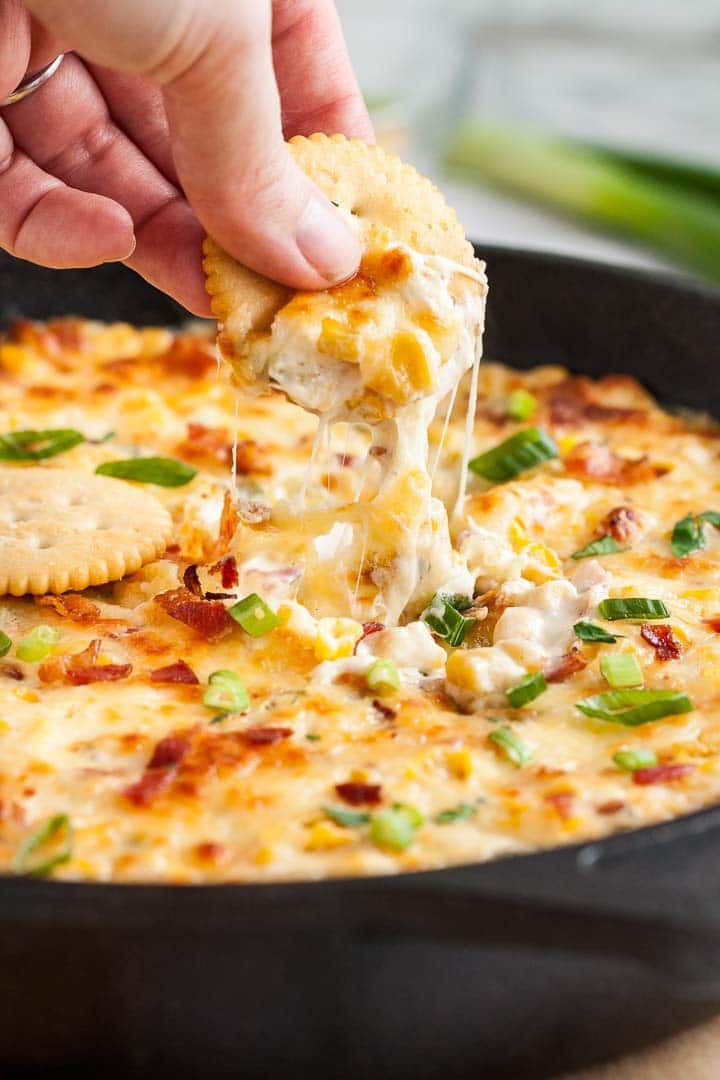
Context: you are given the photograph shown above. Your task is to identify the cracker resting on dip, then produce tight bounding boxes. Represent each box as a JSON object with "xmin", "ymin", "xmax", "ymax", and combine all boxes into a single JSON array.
[{"xmin": 204, "ymin": 134, "xmax": 487, "ymax": 625}]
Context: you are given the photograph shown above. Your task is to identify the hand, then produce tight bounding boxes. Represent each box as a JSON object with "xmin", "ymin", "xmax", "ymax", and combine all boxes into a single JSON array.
[{"xmin": 0, "ymin": 0, "xmax": 373, "ymax": 315}]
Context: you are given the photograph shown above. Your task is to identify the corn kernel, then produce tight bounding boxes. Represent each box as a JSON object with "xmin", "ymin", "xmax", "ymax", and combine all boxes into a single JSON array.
[
  {"xmin": 509, "ymin": 519, "xmax": 529, "ymax": 552},
  {"xmin": 317, "ymin": 318, "xmax": 359, "ymax": 362},
  {"xmin": 304, "ymin": 821, "xmax": 353, "ymax": 851},
  {"xmin": 446, "ymin": 747, "xmax": 473, "ymax": 780},
  {"xmin": 523, "ymin": 543, "xmax": 561, "ymax": 583},
  {"xmin": 558, "ymin": 434, "xmax": 579, "ymax": 456},
  {"xmin": 314, "ymin": 617, "xmax": 363, "ymax": 661},
  {"xmin": 445, "ymin": 650, "xmax": 478, "ymax": 692}
]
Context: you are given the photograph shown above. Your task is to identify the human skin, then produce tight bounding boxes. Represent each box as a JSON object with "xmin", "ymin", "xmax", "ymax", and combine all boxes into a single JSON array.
[{"xmin": 0, "ymin": 0, "xmax": 373, "ymax": 314}]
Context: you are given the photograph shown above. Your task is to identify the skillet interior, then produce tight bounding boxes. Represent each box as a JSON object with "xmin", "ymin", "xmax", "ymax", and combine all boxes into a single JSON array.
[{"xmin": 2, "ymin": 247, "xmax": 720, "ymax": 1079}]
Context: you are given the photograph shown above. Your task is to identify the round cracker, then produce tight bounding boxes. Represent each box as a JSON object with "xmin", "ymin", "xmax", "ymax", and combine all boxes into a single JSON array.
[
  {"xmin": 0, "ymin": 467, "xmax": 173, "ymax": 595},
  {"xmin": 203, "ymin": 133, "xmax": 482, "ymax": 354}
]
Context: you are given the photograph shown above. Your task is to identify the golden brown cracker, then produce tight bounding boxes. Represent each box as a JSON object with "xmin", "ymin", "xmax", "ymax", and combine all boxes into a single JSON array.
[
  {"xmin": 203, "ymin": 133, "xmax": 482, "ymax": 357},
  {"xmin": 0, "ymin": 468, "xmax": 173, "ymax": 595}
]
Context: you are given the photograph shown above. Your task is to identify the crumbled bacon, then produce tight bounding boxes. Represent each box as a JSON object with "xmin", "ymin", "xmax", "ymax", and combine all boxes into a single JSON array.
[
  {"xmin": 183, "ymin": 564, "xmax": 202, "ymax": 596},
  {"xmin": 217, "ymin": 491, "xmax": 239, "ymax": 549},
  {"xmin": 123, "ymin": 729, "xmax": 196, "ymax": 806},
  {"xmin": 704, "ymin": 617, "xmax": 720, "ymax": 634},
  {"xmin": 563, "ymin": 442, "xmax": 660, "ymax": 485},
  {"xmin": 37, "ymin": 593, "xmax": 102, "ymax": 623},
  {"xmin": 150, "ymin": 660, "xmax": 200, "ymax": 685},
  {"xmin": 177, "ymin": 422, "xmax": 232, "ymax": 467},
  {"xmin": 242, "ymin": 726, "xmax": 293, "ymax": 746},
  {"xmin": 210, "ymin": 555, "xmax": 239, "ymax": 590},
  {"xmin": 154, "ymin": 588, "xmax": 233, "ymax": 640},
  {"xmin": 548, "ymin": 377, "xmax": 645, "ymax": 427},
  {"xmin": 335, "ymin": 782, "xmax": 382, "ymax": 806},
  {"xmin": 641, "ymin": 624, "xmax": 681, "ymax": 661},
  {"xmin": 159, "ymin": 337, "xmax": 216, "ymax": 378},
  {"xmin": 633, "ymin": 763, "xmax": 695, "ymax": 786},
  {"xmin": 39, "ymin": 639, "xmax": 132, "ymax": 685},
  {"xmin": 543, "ymin": 648, "xmax": 587, "ymax": 683},
  {"xmin": 544, "ymin": 792, "xmax": 575, "ymax": 820},
  {"xmin": 596, "ymin": 506, "xmax": 639, "ymax": 544},
  {"xmin": 353, "ymin": 621, "xmax": 385, "ymax": 655},
  {"xmin": 0, "ymin": 662, "xmax": 24, "ymax": 681},
  {"xmin": 372, "ymin": 699, "xmax": 397, "ymax": 720},
  {"xmin": 596, "ymin": 799, "xmax": 625, "ymax": 815}
]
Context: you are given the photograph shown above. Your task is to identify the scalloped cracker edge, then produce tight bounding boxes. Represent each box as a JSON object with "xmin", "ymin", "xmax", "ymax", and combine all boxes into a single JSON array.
[
  {"xmin": 0, "ymin": 468, "xmax": 173, "ymax": 595},
  {"xmin": 203, "ymin": 133, "xmax": 482, "ymax": 361}
]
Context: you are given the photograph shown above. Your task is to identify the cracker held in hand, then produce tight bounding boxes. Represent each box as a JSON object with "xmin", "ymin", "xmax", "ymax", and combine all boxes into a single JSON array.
[
  {"xmin": 0, "ymin": 468, "xmax": 172, "ymax": 595},
  {"xmin": 203, "ymin": 133, "xmax": 484, "ymax": 403}
]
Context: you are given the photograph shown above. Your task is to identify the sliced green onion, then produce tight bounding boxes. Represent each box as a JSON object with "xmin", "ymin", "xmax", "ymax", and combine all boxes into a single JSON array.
[
  {"xmin": 366, "ymin": 658, "xmax": 400, "ymax": 695},
  {"xmin": 469, "ymin": 426, "xmax": 558, "ymax": 483},
  {"xmin": 434, "ymin": 803, "xmax": 477, "ymax": 825},
  {"xmin": 228, "ymin": 593, "xmax": 280, "ymax": 637},
  {"xmin": 16, "ymin": 624, "xmax": 59, "ymax": 662},
  {"xmin": 0, "ymin": 630, "xmax": 11, "ymax": 657},
  {"xmin": 12, "ymin": 814, "xmax": 73, "ymax": 877},
  {"xmin": 507, "ymin": 389, "xmax": 537, "ymax": 421},
  {"xmin": 421, "ymin": 593, "xmax": 475, "ymax": 647},
  {"xmin": 0, "ymin": 428, "xmax": 84, "ymax": 461},
  {"xmin": 600, "ymin": 653, "xmax": 643, "ymax": 689},
  {"xmin": 369, "ymin": 804, "xmax": 423, "ymax": 852},
  {"xmin": 598, "ymin": 598, "xmax": 669, "ymax": 621},
  {"xmin": 323, "ymin": 806, "xmax": 371, "ymax": 827},
  {"xmin": 96, "ymin": 456, "xmax": 197, "ymax": 487},
  {"xmin": 671, "ymin": 514, "xmax": 706, "ymax": 557},
  {"xmin": 444, "ymin": 121, "xmax": 720, "ymax": 284},
  {"xmin": 573, "ymin": 621, "xmax": 617, "ymax": 644},
  {"xmin": 699, "ymin": 511, "xmax": 720, "ymax": 528},
  {"xmin": 613, "ymin": 748, "xmax": 658, "ymax": 772},
  {"xmin": 203, "ymin": 670, "xmax": 249, "ymax": 715},
  {"xmin": 506, "ymin": 671, "xmax": 547, "ymax": 709},
  {"xmin": 489, "ymin": 725, "xmax": 533, "ymax": 767},
  {"xmin": 306, "ymin": 733, "xmax": 322, "ymax": 742},
  {"xmin": 576, "ymin": 689, "xmax": 693, "ymax": 726},
  {"xmin": 571, "ymin": 535, "xmax": 625, "ymax": 560}
]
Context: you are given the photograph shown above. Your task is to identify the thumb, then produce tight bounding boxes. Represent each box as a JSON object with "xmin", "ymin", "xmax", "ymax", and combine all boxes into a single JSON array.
[{"xmin": 23, "ymin": 0, "xmax": 362, "ymax": 288}]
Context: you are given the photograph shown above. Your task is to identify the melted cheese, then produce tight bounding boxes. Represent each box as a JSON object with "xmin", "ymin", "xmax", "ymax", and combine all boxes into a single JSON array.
[{"xmin": 1, "ymin": 322, "xmax": 720, "ymax": 883}]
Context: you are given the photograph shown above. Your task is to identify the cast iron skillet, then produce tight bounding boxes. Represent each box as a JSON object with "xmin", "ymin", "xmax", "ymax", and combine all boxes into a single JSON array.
[{"xmin": 2, "ymin": 246, "xmax": 720, "ymax": 1080}]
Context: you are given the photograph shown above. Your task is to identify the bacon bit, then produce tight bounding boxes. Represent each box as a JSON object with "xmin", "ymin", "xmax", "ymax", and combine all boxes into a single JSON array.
[
  {"xmin": 353, "ymin": 621, "xmax": 385, "ymax": 654},
  {"xmin": 193, "ymin": 841, "xmax": 228, "ymax": 864},
  {"xmin": 37, "ymin": 593, "xmax": 102, "ymax": 623},
  {"xmin": 641, "ymin": 624, "xmax": 681, "ymax": 661},
  {"xmin": 704, "ymin": 617, "xmax": 720, "ymax": 634},
  {"xmin": 46, "ymin": 318, "xmax": 87, "ymax": 351},
  {"xmin": 159, "ymin": 337, "xmax": 216, "ymax": 378},
  {"xmin": 178, "ymin": 422, "xmax": 232, "ymax": 467},
  {"xmin": 39, "ymin": 639, "xmax": 132, "ymax": 685},
  {"xmin": 0, "ymin": 662, "xmax": 24, "ymax": 681},
  {"xmin": 242, "ymin": 726, "xmax": 293, "ymax": 746},
  {"xmin": 597, "ymin": 506, "xmax": 639, "ymax": 544},
  {"xmin": 372, "ymin": 698, "xmax": 397, "ymax": 720},
  {"xmin": 210, "ymin": 555, "xmax": 239, "ymax": 590},
  {"xmin": 563, "ymin": 442, "xmax": 661, "ymax": 485},
  {"xmin": 217, "ymin": 491, "xmax": 239, "ymax": 550},
  {"xmin": 233, "ymin": 439, "xmax": 274, "ymax": 477},
  {"xmin": 124, "ymin": 729, "xmax": 196, "ymax": 806},
  {"xmin": 544, "ymin": 648, "xmax": 587, "ymax": 683},
  {"xmin": 335, "ymin": 782, "xmax": 382, "ymax": 806},
  {"xmin": 548, "ymin": 377, "xmax": 645, "ymax": 427},
  {"xmin": 597, "ymin": 799, "xmax": 625, "ymax": 815},
  {"xmin": 150, "ymin": 660, "xmax": 200, "ymax": 685},
  {"xmin": 544, "ymin": 792, "xmax": 575, "ymax": 820},
  {"xmin": 154, "ymin": 588, "xmax": 233, "ymax": 641},
  {"xmin": 183, "ymin": 564, "xmax": 202, "ymax": 596},
  {"xmin": 633, "ymin": 763, "xmax": 695, "ymax": 786},
  {"xmin": 336, "ymin": 453, "xmax": 357, "ymax": 468}
]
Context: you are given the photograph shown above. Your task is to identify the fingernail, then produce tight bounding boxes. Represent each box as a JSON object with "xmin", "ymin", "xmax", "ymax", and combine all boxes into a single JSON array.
[{"xmin": 296, "ymin": 193, "xmax": 361, "ymax": 283}]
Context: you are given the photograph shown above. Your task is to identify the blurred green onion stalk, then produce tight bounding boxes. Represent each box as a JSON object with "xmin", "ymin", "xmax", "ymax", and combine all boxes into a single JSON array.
[{"xmin": 444, "ymin": 121, "xmax": 720, "ymax": 282}]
